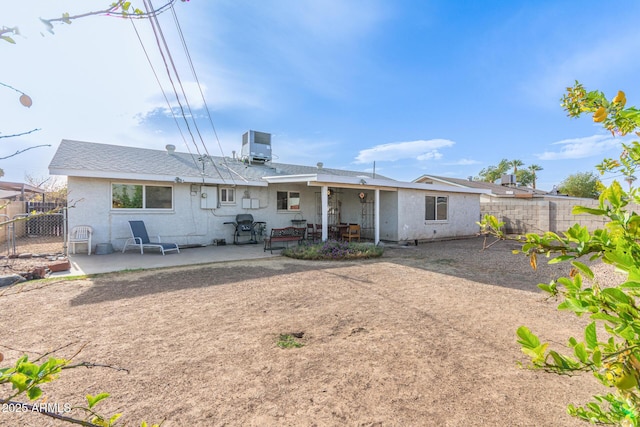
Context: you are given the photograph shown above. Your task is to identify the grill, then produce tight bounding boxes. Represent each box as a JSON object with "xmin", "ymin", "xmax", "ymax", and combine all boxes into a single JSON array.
[{"xmin": 224, "ymin": 214, "xmax": 265, "ymax": 245}]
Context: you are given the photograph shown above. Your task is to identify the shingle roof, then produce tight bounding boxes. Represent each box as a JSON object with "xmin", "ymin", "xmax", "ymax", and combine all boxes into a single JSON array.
[
  {"xmin": 49, "ymin": 139, "xmax": 392, "ymax": 183},
  {"xmin": 414, "ymin": 174, "xmax": 549, "ymax": 196}
]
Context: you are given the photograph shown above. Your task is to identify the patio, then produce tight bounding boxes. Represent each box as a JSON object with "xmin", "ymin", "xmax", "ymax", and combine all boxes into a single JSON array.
[{"xmin": 56, "ymin": 243, "xmax": 280, "ymax": 277}]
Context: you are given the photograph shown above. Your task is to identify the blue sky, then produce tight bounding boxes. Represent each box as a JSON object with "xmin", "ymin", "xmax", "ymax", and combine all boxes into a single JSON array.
[{"xmin": 3, "ymin": 1, "xmax": 640, "ymax": 191}]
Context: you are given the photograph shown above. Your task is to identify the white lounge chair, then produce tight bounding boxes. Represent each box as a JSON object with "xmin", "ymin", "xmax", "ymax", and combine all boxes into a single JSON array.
[{"xmin": 122, "ymin": 220, "xmax": 180, "ymax": 255}]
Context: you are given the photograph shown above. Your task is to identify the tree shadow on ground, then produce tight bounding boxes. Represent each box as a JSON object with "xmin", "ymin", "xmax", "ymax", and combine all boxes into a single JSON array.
[
  {"xmin": 376, "ymin": 236, "xmax": 573, "ymax": 293},
  {"xmin": 69, "ymin": 237, "xmax": 576, "ymax": 307}
]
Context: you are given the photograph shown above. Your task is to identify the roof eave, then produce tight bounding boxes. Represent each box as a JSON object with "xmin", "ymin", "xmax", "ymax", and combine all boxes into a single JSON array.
[{"xmin": 49, "ymin": 168, "xmax": 268, "ymax": 186}]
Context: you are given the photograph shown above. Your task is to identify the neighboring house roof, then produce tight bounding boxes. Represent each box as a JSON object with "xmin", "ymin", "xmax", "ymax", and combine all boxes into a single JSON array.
[
  {"xmin": 49, "ymin": 140, "xmax": 491, "ymax": 195},
  {"xmin": 0, "ymin": 181, "xmax": 45, "ymax": 199},
  {"xmin": 413, "ymin": 174, "xmax": 550, "ymax": 198}
]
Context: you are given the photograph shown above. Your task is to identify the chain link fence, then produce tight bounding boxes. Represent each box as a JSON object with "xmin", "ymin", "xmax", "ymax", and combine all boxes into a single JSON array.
[{"xmin": 0, "ymin": 202, "xmax": 67, "ymax": 257}]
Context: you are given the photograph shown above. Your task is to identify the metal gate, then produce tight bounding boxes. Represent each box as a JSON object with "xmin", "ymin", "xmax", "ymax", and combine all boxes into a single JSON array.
[
  {"xmin": 8, "ymin": 209, "xmax": 66, "ymax": 256},
  {"xmin": 359, "ymin": 199, "xmax": 375, "ymax": 240}
]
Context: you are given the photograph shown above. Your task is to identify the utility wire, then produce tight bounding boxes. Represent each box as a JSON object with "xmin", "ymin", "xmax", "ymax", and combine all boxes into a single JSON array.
[
  {"xmin": 130, "ymin": 19, "xmax": 201, "ymax": 174},
  {"xmin": 145, "ymin": 0, "xmax": 226, "ymax": 181},
  {"xmin": 169, "ymin": 4, "xmax": 237, "ymax": 184}
]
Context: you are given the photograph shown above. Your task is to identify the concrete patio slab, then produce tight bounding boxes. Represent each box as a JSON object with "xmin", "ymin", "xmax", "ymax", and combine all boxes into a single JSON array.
[{"xmin": 53, "ymin": 243, "xmax": 279, "ymax": 277}]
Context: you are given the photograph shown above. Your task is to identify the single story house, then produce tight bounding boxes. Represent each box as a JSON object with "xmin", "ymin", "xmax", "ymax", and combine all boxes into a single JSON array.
[
  {"xmin": 413, "ymin": 174, "xmax": 607, "ymax": 233},
  {"xmin": 49, "ymin": 138, "xmax": 488, "ymax": 251}
]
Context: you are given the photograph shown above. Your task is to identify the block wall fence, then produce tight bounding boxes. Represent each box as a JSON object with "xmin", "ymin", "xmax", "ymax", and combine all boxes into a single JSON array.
[{"xmin": 479, "ymin": 198, "xmax": 621, "ymax": 234}]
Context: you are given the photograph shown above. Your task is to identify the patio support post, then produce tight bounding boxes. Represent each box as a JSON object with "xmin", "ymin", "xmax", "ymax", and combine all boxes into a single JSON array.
[
  {"xmin": 375, "ymin": 188, "xmax": 380, "ymax": 244},
  {"xmin": 321, "ymin": 185, "xmax": 329, "ymax": 241}
]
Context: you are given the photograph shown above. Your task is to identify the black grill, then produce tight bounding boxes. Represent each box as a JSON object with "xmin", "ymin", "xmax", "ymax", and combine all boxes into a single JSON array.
[{"xmin": 224, "ymin": 214, "xmax": 265, "ymax": 245}]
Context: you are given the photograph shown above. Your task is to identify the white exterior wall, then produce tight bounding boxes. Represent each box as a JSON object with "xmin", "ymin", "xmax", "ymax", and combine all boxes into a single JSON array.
[
  {"xmin": 68, "ymin": 178, "xmax": 331, "ymax": 250},
  {"xmin": 68, "ymin": 177, "xmax": 482, "ymax": 249},
  {"xmin": 379, "ymin": 191, "xmax": 399, "ymax": 241},
  {"xmin": 396, "ymin": 190, "xmax": 480, "ymax": 242}
]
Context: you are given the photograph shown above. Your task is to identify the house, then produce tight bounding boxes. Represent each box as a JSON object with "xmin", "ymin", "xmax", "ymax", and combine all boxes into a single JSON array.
[
  {"xmin": 413, "ymin": 174, "xmax": 607, "ymax": 233},
  {"xmin": 48, "ymin": 138, "xmax": 488, "ymax": 251}
]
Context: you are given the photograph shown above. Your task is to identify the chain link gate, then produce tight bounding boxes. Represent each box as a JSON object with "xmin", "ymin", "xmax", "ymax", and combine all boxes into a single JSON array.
[{"xmin": 7, "ymin": 208, "xmax": 67, "ymax": 256}]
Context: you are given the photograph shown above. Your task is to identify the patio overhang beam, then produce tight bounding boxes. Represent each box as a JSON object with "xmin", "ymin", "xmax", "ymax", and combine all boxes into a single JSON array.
[{"xmin": 308, "ymin": 181, "xmax": 398, "ymax": 192}]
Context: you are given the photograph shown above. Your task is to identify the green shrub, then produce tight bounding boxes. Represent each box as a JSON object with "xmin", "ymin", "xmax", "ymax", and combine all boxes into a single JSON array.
[{"xmin": 479, "ymin": 82, "xmax": 640, "ymax": 426}]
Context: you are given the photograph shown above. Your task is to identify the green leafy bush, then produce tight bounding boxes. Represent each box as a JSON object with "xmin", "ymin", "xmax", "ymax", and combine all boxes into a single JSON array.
[{"xmin": 479, "ymin": 82, "xmax": 640, "ymax": 425}]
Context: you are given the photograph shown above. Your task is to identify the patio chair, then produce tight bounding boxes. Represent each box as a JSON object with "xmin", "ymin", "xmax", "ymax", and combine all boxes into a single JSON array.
[
  {"xmin": 123, "ymin": 220, "xmax": 180, "ymax": 255},
  {"xmin": 341, "ymin": 224, "xmax": 361, "ymax": 242},
  {"xmin": 68, "ymin": 225, "xmax": 93, "ymax": 255},
  {"xmin": 306, "ymin": 223, "xmax": 321, "ymax": 241}
]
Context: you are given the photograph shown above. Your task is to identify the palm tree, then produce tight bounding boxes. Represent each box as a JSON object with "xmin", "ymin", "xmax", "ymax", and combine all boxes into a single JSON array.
[
  {"xmin": 527, "ymin": 164, "xmax": 543, "ymax": 189},
  {"xmin": 509, "ymin": 159, "xmax": 524, "ymax": 175},
  {"xmin": 624, "ymin": 175, "xmax": 637, "ymax": 189}
]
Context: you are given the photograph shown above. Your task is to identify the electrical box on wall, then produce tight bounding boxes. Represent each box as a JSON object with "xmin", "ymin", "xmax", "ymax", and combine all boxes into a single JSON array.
[
  {"xmin": 241, "ymin": 198, "xmax": 260, "ymax": 209},
  {"xmin": 200, "ymin": 186, "xmax": 218, "ymax": 209}
]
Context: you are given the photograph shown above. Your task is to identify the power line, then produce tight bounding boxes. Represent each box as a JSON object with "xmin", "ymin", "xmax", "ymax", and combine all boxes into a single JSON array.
[
  {"xmin": 143, "ymin": 0, "xmax": 227, "ymax": 181},
  {"xmin": 169, "ymin": 4, "xmax": 236, "ymax": 180},
  {"xmin": 130, "ymin": 19, "xmax": 201, "ymax": 174}
]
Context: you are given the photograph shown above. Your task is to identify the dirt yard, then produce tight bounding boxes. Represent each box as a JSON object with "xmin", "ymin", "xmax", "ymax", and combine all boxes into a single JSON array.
[{"xmin": 0, "ymin": 237, "xmax": 618, "ymax": 426}]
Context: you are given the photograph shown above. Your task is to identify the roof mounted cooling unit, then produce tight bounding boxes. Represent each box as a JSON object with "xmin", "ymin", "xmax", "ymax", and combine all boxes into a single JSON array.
[
  {"xmin": 241, "ymin": 130, "xmax": 272, "ymax": 163},
  {"xmin": 500, "ymin": 174, "xmax": 517, "ymax": 186}
]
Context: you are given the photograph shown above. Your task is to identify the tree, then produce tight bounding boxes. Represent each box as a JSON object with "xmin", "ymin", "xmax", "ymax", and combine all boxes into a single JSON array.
[
  {"xmin": 477, "ymin": 158, "xmax": 510, "ymax": 183},
  {"xmin": 1, "ymin": 1, "xmax": 182, "ymax": 44},
  {"xmin": 509, "ymin": 159, "xmax": 524, "ymax": 175},
  {"xmin": 527, "ymin": 164, "xmax": 543, "ymax": 189},
  {"xmin": 516, "ymin": 169, "xmax": 534, "ymax": 187},
  {"xmin": 24, "ymin": 174, "xmax": 67, "ymax": 205},
  {"xmin": 479, "ymin": 82, "xmax": 640, "ymax": 425},
  {"xmin": 558, "ymin": 171, "xmax": 601, "ymax": 198}
]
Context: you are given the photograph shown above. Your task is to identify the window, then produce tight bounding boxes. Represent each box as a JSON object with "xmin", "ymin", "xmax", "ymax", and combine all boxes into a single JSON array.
[
  {"xmin": 112, "ymin": 184, "xmax": 173, "ymax": 209},
  {"xmin": 277, "ymin": 191, "xmax": 300, "ymax": 211},
  {"xmin": 425, "ymin": 195, "xmax": 447, "ymax": 221},
  {"xmin": 220, "ymin": 187, "xmax": 235, "ymax": 204}
]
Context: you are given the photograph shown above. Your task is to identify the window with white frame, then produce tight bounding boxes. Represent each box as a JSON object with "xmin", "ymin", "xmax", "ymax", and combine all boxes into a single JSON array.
[
  {"xmin": 277, "ymin": 191, "xmax": 300, "ymax": 211},
  {"xmin": 425, "ymin": 195, "xmax": 448, "ymax": 221},
  {"xmin": 219, "ymin": 187, "xmax": 235, "ymax": 204},
  {"xmin": 112, "ymin": 183, "xmax": 173, "ymax": 209}
]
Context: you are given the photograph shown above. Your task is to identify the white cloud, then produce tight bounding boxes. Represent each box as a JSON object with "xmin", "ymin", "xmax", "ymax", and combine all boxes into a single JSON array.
[
  {"xmin": 444, "ymin": 158, "xmax": 480, "ymax": 166},
  {"xmin": 537, "ymin": 134, "xmax": 623, "ymax": 160},
  {"xmin": 355, "ymin": 139, "xmax": 455, "ymax": 164}
]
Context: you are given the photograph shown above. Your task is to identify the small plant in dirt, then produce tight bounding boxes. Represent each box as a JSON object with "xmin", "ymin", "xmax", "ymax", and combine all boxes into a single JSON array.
[
  {"xmin": 277, "ymin": 333, "xmax": 304, "ymax": 349},
  {"xmin": 282, "ymin": 240, "xmax": 383, "ymax": 260},
  {"xmin": 479, "ymin": 82, "xmax": 640, "ymax": 425}
]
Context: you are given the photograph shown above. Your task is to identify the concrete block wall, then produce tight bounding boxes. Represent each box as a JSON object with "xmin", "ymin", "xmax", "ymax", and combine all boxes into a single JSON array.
[{"xmin": 480, "ymin": 198, "xmax": 620, "ymax": 234}]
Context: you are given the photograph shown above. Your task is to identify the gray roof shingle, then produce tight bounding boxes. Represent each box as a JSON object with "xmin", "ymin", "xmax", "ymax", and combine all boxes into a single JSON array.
[{"xmin": 49, "ymin": 139, "xmax": 392, "ymax": 183}]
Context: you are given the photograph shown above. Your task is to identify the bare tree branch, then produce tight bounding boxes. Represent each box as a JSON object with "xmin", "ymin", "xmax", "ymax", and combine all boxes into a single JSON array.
[
  {"xmin": 0, "ymin": 143, "xmax": 50, "ymax": 159},
  {"xmin": 0, "ymin": 128, "xmax": 42, "ymax": 140}
]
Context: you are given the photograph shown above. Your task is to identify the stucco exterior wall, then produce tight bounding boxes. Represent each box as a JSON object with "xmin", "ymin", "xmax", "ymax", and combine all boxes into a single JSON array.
[
  {"xmin": 379, "ymin": 191, "xmax": 399, "ymax": 241},
  {"xmin": 68, "ymin": 178, "xmax": 333, "ymax": 250},
  {"xmin": 395, "ymin": 190, "xmax": 480, "ymax": 242},
  {"xmin": 67, "ymin": 177, "xmax": 484, "ymax": 249}
]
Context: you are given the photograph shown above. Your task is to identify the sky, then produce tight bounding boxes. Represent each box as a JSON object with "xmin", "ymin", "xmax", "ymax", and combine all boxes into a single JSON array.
[{"xmin": 2, "ymin": 0, "xmax": 640, "ymax": 191}]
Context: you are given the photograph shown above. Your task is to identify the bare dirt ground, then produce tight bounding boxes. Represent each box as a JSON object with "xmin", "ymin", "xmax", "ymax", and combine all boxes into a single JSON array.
[{"xmin": 0, "ymin": 237, "xmax": 620, "ymax": 427}]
